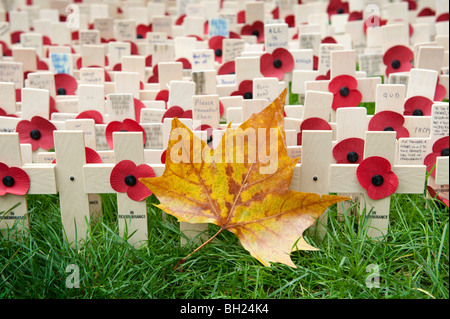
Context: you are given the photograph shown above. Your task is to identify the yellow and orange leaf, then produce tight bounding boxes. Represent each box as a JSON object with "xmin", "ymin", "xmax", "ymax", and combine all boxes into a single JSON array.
[{"xmin": 140, "ymin": 88, "xmax": 348, "ymax": 267}]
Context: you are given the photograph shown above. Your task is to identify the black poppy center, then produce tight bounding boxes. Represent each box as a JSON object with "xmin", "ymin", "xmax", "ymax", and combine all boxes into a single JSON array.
[
  {"xmin": 391, "ymin": 60, "xmax": 401, "ymax": 69},
  {"xmin": 346, "ymin": 151, "xmax": 359, "ymax": 163},
  {"xmin": 339, "ymin": 86, "xmax": 350, "ymax": 97},
  {"xmin": 124, "ymin": 175, "xmax": 137, "ymax": 186},
  {"xmin": 229, "ymin": 71, "xmax": 235, "ymax": 75},
  {"xmin": 441, "ymin": 148, "xmax": 449, "ymax": 157},
  {"xmin": 137, "ymin": 34, "xmax": 144, "ymax": 39},
  {"xmin": 2, "ymin": 175, "xmax": 15, "ymax": 187},
  {"xmin": 243, "ymin": 92, "xmax": 253, "ymax": 99},
  {"xmin": 57, "ymin": 87, "xmax": 66, "ymax": 95},
  {"xmin": 371, "ymin": 174, "xmax": 384, "ymax": 186},
  {"xmin": 383, "ymin": 126, "xmax": 395, "ymax": 131},
  {"xmin": 30, "ymin": 129, "xmax": 41, "ymax": 140},
  {"xmin": 273, "ymin": 59, "xmax": 282, "ymax": 68},
  {"xmin": 412, "ymin": 109, "xmax": 423, "ymax": 116},
  {"xmin": 337, "ymin": 8, "xmax": 344, "ymax": 14},
  {"xmin": 252, "ymin": 30, "xmax": 260, "ymax": 37},
  {"xmin": 120, "ymin": 129, "xmax": 127, "ymax": 132},
  {"xmin": 215, "ymin": 49, "xmax": 222, "ymax": 57}
]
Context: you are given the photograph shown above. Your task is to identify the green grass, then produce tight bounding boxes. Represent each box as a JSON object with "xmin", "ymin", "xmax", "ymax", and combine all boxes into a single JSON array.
[{"xmin": 0, "ymin": 191, "xmax": 448, "ymax": 299}]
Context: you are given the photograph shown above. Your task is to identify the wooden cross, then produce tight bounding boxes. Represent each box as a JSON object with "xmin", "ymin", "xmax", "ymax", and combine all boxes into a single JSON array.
[
  {"xmin": 329, "ymin": 131, "xmax": 427, "ymax": 239},
  {"xmin": 0, "ymin": 133, "xmax": 56, "ymax": 234}
]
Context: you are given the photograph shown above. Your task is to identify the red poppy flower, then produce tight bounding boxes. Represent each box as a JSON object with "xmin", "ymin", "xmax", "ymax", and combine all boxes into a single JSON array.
[
  {"xmin": 76, "ymin": 110, "xmax": 104, "ymax": 124},
  {"xmin": 368, "ymin": 111, "xmax": 409, "ymax": 139},
  {"xmin": 54, "ymin": 73, "xmax": 77, "ymax": 95},
  {"xmin": 16, "ymin": 116, "xmax": 57, "ymax": 151},
  {"xmin": 297, "ymin": 117, "xmax": 332, "ymax": 146},
  {"xmin": 218, "ymin": 60, "xmax": 235, "ymax": 75},
  {"xmin": 316, "ymin": 70, "xmax": 331, "ymax": 81},
  {"xmin": 161, "ymin": 150, "xmax": 166, "ymax": 164},
  {"xmin": 0, "ymin": 108, "xmax": 17, "ymax": 118},
  {"xmin": 11, "ymin": 31, "xmax": 23, "ymax": 44},
  {"xmin": 272, "ymin": 6, "xmax": 279, "ymax": 19},
  {"xmin": 136, "ymin": 24, "xmax": 152, "ymax": 38},
  {"xmin": 322, "ymin": 36, "xmax": 337, "ymax": 44},
  {"xmin": 427, "ymin": 185, "xmax": 449, "ymax": 208},
  {"xmin": 52, "ymin": 147, "xmax": 102, "ymax": 164},
  {"xmin": 357, "ymin": 156, "xmax": 399, "ymax": 200},
  {"xmin": 403, "ymin": 96, "xmax": 433, "ymax": 116},
  {"xmin": 283, "ymin": 15, "xmax": 295, "ymax": 28},
  {"xmin": 418, "ymin": 8, "xmax": 435, "ymax": 17},
  {"xmin": 110, "ymin": 160, "xmax": 155, "ymax": 201},
  {"xmin": 147, "ymin": 64, "xmax": 159, "ymax": 83},
  {"xmin": 424, "ymin": 136, "xmax": 449, "ymax": 178},
  {"xmin": 230, "ymin": 80, "xmax": 253, "ymax": 99},
  {"xmin": 175, "ymin": 14, "xmax": 186, "ymax": 25},
  {"xmin": 383, "ymin": 45, "xmax": 414, "ymax": 77},
  {"xmin": 209, "ymin": 36, "xmax": 225, "ymax": 63},
  {"xmin": 195, "ymin": 124, "xmax": 215, "ymax": 145},
  {"xmin": 328, "ymin": 75, "xmax": 362, "ymax": 110},
  {"xmin": 161, "ymin": 106, "xmax": 192, "ymax": 123},
  {"xmin": 436, "ymin": 13, "xmax": 449, "ymax": 22},
  {"xmin": 0, "ymin": 41, "xmax": 12, "ymax": 56},
  {"xmin": 348, "ymin": 11, "xmax": 363, "ymax": 21},
  {"xmin": 113, "ymin": 63, "xmax": 122, "ymax": 71},
  {"xmin": 241, "ymin": 21, "xmax": 264, "ymax": 43},
  {"xmin": 155, "ymin": 89, "xmax": 169, "ymax": 106},
  {"xmin": 176, "ymin": 57, "xmax": 192, "ymax": 69},
  {"xmin": 333, "ymin": 137, "xmax": 365, "ymax": 164},
  {"xmin": 403, "ymin": 0, "xmax": 417, "ymax": 11},
  {"xmin": 0, "ymin": 163, "xmax": 30, "ymax": 196},
  {"xmin": 237, "ymin": 10, "xmax": 246, "ymax": 24},
  {"xmin": 105, "ymin": 119, "xmax": 146, "ymax": 150},
  {"xmin": 327, "ymin": 0, "xmax": 349, "ymax": 17},
  {"xmin": 134, "ymin": 98, "xmax": 145, "ymax": 123},
  {"xmin": 363, "ymin": 15, "xmax": 387, "ymax": 34},
  {"xmin": 260, "ymin": 48, "xmax": 294, "ymax": 80},
  {"xmin": 434, "ymin": 78, "xmax": 446, "ymax": 101},
  {"xmin": 313, "ymin": 55, "xmax": 319, "ymax": 70}
]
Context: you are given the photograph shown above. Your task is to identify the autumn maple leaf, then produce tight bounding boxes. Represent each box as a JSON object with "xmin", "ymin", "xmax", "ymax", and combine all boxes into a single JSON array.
[{"xmin": 140, "ymin": 88, "xmax": 348, "ymax": 267}]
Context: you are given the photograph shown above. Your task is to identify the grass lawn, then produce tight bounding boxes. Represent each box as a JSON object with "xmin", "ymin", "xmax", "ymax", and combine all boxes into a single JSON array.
[{"xmin": 0, "ymin": 191, "xmax": 448, "ymax": 299}]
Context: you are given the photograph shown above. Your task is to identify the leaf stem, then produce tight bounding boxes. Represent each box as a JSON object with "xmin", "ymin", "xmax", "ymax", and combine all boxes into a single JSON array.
[{"xmin": 174, "ymin": 227, "xmax": 224, "ymax": 270}]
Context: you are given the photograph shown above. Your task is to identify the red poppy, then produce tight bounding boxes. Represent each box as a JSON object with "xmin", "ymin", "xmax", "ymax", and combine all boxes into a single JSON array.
[
  {"xmin": 0, "ymin": 41, "xmax": 12, "ymax": 56},
  {"xmin": 241, "ymin": 21, "xmax": 264, "ymax": 43},
  {"xmin": 382, "ymin": 45, "xmax": 413, "ymax": 77},
  {"xmin": 195, "ymin": 124, "xmax": 215, "ymax": 145},
  {"xmin": 316, "ymin": 70, "xmax": 331, "ymax": 81},
  {"xmin": 134, "ymin": 98, "xmax": 145, "ymax": 123},
  {"xmin": 237, "ymin": 10, "xmax": 246, "ymax": 24},
  {"xmin": 357, "ymin": 156, "xmax": 398, "ymax": 200},
  {"xmin": 272, "ymin": 6, "xmax": 279, "ymax": 19},
  {"xmin": 327, "ymin": 0, "xmax": 349, "ymax": 17},
  {"xmin": 75, "ymin": 110, "xmax": 104, "ymax": 124},
  {"xmin": 230, "ymin": 80, "xmax": 253, "ymax": 99},
  {"xmin": 113, "ymin": 63, "xmax": 122, "ymax": 71},
  {"xmin": 297, "ymin": 117, "xmax": 332, "ymax": 146},
  {"xmin": 0, "ymin": 108, "xmax": 17, "ymax": 118},
  {"xmin": 136, "ymin": 24, "xmax": 152, "ymax": 38},
  {"xmin": 363, "ymin": 15, "xmax": 387, "ymax": 34},
  {"xmin": 161, "ymin": 150, "xmax": 166, "ymax": 164},
  {"xmin": 218, "ymin": 61, "xmax": 235, "ymax": 75},
  {"xmin": 368, "ymin": 111, "xmax": 409, "ymax": 139},
  {"xmin": 313, "ymin": 55, "xmax": 319, "ymax": 70},
  {"xmin": 105, "ymin": 119, "xmax": 146, "ymax": 149},
  {"xmin": 11, "ymin": 31, "xmax": 23, "ymax": 44},
  {"xmin": 16, "ymin": 116, "xmax": 57, "ymax": 151},
  {"xmin": 176, "ymin": 57, "xmax": 192, "ymax": 70},
  {"xmin": 175, "ymin": 14, "xmax": 186, "ymax": 25},
  {"xmin": 145, "ymin": 55, "xmax": 152, "ymax": 67},
  {"xmin": 436, "ymin": 13, "xmax": 449, "ymax": 22},
  {"xmin": 285, "ymin": 15, "xmax": 295, "ymax": 27},
  {"xmin": 161, "ymin": 106, "xmax": 192, "ymax": 123},
  {"xmin": 434, "ymin": 78, "xmax": 446, "ymax": 101},
  {"xmin": 110, "ymin": 160, "xmax": 155, "ymax": 201},
  {"xmin": 418, "ymin": 8, "xmax": 435, "ymax": 17},
  {"xmin": 424, "ymin": 136, "xmax": 449, "ymax": 178},
  {"xmin": 328, "ymin": 75, "xmax": 362, "ymax": 110},
  {"xmin": 348, "ymin": 11, "xmax": 363, "ymax": 21},
  {"xmin": 54, "ymin": 73, "xmax": 77, "ymax": 95},
  {"xmin": 147, "ymin": 64, "xmax": 159, "ymax": 83},
  {"xmin": 333, "ymin": 137, "xmax": 365, "ymax": 164},
  {"xmin": 403, "ymin": 0, "xmax": 417, "ymax": 10},
  {"xmin": 403, "ymin": 96, "xmax": 433, "ymax": 116},
  {"xmin": 155, "ymin": 89, "xmax": 169, "ymax": 106},
  {"xmin": 322, "ymin": 36, "xmax": 337, "ymax": 44},
  {"xmin": 0, "ymin": 163, "xmax": 30, "ymax": 196},
  {"xmin": 427, "ymin": 185, "xmax": 449, "ymax": 208},
  {"xmin": 209, "ymin": 36, "xmax": 225, "ymax": 63},
  {"xmin": 260, "ymin": 48, "xmax": 294, "ymax": 80}
]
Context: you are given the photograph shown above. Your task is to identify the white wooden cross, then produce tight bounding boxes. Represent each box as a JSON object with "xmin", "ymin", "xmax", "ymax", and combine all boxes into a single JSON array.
[
  {"xmin": 0, "ymin": 133, "xmax": 56, "ymax": 234},
  {"xmin": 329, "ymin": 131, "xmax": 427, "ymax": 239}
]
